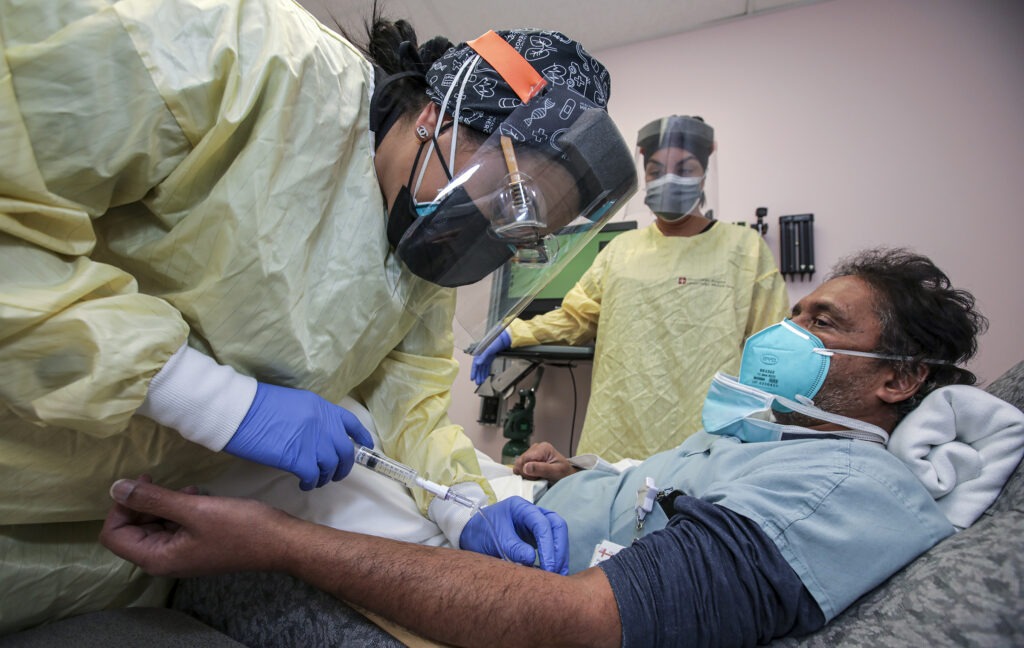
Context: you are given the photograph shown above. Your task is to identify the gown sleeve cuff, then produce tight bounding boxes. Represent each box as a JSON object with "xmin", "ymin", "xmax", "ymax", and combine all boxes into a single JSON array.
[
  {"xmin": 137, "ymin": 343, "xmax": 258, "ymax": 451},
  {"xmin": 429, "ymin": 481, "xmax": 488, "ymax": 547},
  {"xmin": 568, "ymin": 453, "xmax": 624, "ymax": 474}
]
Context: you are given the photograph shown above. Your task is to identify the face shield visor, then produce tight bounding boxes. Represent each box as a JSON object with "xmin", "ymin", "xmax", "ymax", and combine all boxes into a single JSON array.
[
  {"xmin": 409, "ymin": 96, "xmax": 638, "ymax": 353},
  {"xmin": 626, "ymin": 115, "xmax": 719, "ymax": 223}
]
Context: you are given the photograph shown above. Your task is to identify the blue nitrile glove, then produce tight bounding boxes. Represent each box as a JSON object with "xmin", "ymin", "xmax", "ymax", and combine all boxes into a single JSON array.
[
  {"xmin": 471, "ymin": 330, "xmax": 512, "ymax": 385},
  {"xmin": 459, "ymin": 496, "xmax": 569, "ymax": 575},
  {"xmin": 224, "ymin": 382, "xmax": 374, "ymax": 491}
]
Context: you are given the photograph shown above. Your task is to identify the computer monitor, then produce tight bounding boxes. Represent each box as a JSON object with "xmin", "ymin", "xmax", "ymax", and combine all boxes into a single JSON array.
[{"xmin": 493, "ymin": 220, "xmax": 637, "ymax": 323}]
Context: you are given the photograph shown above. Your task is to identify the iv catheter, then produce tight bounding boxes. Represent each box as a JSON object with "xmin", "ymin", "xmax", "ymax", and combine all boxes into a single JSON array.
[{"xmin": 354, "ymin": 445, "xmax": 477, "ymax": 510}]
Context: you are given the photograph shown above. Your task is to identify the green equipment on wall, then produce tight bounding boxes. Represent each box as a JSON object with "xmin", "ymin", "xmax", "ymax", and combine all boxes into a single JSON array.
[{"xmin": 502, "ymin": 387, "xmax": 536, "ymax": 465}]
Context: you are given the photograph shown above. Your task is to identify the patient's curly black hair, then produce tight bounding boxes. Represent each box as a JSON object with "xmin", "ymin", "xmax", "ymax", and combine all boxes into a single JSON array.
[{"xmin": 828, "ymin": 247, "xmax": 988, "ymax": 419}]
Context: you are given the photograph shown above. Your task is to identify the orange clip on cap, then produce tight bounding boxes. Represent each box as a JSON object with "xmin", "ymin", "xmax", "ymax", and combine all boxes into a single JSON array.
[{"xmin": 467, "ymin": 30, "xmax": 547, "ymax": 103}]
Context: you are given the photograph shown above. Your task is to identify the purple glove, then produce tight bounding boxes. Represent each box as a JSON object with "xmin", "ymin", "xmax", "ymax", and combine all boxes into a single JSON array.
[
  {"xmin": 225, "ymin": 382, "xmax": 374, "ymax": 490},
  {"xmin": 460, "ymin": 496, "xmax": 569, "ymax": 574},
  {"xmin": 471, "ymin": 330, "xmax": 512, "ymax": 385}
]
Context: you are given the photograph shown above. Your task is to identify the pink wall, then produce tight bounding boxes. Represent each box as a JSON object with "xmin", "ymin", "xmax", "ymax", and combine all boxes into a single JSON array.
[{"xmin": 451, "ymin": 0, "xmax": 1024, "ymax": 461}]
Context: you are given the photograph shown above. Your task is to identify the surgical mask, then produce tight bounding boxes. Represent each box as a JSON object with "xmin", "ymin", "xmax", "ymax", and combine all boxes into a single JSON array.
[
  {"xmin": 702, "ymin": 372, "xmax": 890, "ymax": 445},
  {"xmin": 394, "ymin": 184, "xmax": 516, "ymax": 287},
  {"xmin": 739, "ymin": 319, "xmax": 921, "ymax": 413},
  {"xmin": 644, "ymin": 174, "xmax": 703, "ymax": 220},
  {"xmin": 387, "ymin": 132, "xmax": 515, "ymax": 288},
  {"xmin": 414, "ymin": 202, "xmax": 438, "ymax": 218},
  {"xmin": 386, "ymin": 69, "xmax": 553, "ymax": 288}
]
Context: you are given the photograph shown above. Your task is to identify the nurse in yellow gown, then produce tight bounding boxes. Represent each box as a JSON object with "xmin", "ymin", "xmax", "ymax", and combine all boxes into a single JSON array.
[
  {"xmin": 0, "ymin": 0, "xmax": 634, "ymax": 631},
  {"xmin": 473, "ymin": 115, "xmax": 790, "ymax": 461}
]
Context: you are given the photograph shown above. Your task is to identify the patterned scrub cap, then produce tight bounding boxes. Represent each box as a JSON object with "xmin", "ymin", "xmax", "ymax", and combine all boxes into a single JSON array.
[{"xmin": 425, "ymin": 29, "xmax": 611, "ymax": 146}]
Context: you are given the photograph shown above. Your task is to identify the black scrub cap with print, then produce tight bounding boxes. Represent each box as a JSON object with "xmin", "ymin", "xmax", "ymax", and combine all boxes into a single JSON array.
[{"xmin": 424, "ymin": 29, "xmax": 611, "ymax": 145}]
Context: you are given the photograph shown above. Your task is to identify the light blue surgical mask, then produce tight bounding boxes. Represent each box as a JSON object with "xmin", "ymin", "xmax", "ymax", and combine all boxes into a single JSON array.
[
  {"xmin": 644, "ymin": 173, "xmax": 703, "ymax": 220},
  {"xmin": 701, "ymin": 372, "xmax": 776, "ymax": 436},
  {"xmin": 414, "ymin": 202, "xmax": 438, "ymax": 218},
  {"xmin": 701, "ymin": 372, "xmax": 890, "ymax": 445}
]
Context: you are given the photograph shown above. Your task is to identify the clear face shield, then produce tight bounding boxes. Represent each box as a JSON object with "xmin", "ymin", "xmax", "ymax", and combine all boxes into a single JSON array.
[
  {"xmin": 403, "ymin": 94, "xmax": 636, "ymax": 353},
  {"xmin": 626, "ymin": 115, "xmax": 719, "ymax": 223}
]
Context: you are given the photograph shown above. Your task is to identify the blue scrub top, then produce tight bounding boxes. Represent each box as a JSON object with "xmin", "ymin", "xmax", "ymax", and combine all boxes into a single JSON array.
[{"xmin": 538, "ymin": 431, "xmax": 954, "ymax": 620}]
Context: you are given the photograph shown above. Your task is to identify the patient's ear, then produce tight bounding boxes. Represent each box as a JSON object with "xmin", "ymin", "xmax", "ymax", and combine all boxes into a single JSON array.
[{"xmin": 877, "ymin": 364, "xmax": 929, "ymax": 404}]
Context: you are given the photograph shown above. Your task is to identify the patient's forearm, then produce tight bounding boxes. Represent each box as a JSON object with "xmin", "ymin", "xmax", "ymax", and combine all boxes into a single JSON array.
[{"xmin": 283, "ymin": 520, "xmax": 621, "ymax": 648}]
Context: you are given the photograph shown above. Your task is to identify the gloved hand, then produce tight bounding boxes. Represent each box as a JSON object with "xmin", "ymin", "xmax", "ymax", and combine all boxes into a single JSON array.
[
  {"xmin": 224, "ymin": 382, "xmax": 374, "ymax": 491},
  {"xmin": 459, "ymin": 496, "xmax": 569, "ymax": 575},
  {"xmin": 470, "ymin": 330, "xmax": 511, "ymax": 385}
]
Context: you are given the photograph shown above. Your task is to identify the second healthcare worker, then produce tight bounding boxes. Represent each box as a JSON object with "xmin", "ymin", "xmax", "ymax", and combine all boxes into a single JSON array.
[
  {"xmin": 0, "ymin": 0, "xmax": 636, "ymax": 632},
  {"xmin": 473, "ymin": 115, "xmax": 789, "ymax": 461}
]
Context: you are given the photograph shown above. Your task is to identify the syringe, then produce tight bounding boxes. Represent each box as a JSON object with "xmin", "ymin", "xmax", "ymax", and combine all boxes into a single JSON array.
[
  {"xmin": 355, "ymin": 445, "xmax": 513, "ymax": 563},
  {"xmin": 354, "ymin": 445, "xmax": 477, "ymax": 510}
]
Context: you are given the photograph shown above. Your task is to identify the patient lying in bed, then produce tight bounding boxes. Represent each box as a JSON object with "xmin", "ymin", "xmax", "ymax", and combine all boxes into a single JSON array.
[
  {"xmin": 198, "ymin": 380, "xmax": 1022, "ymax": 639},
  {"xmin": 152, "ymin": 252, "xmax": 1019, "ymax": 646}
]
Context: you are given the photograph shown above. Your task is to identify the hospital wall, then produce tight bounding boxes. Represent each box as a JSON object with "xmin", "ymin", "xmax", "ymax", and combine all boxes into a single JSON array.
[{"xmin": 450, "ymin": 0, "xmax": 1024, "ymax": 462}]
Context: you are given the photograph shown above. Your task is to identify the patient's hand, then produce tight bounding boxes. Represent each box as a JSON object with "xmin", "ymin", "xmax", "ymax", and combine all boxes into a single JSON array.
[
  {"xmin": 513, "ymin": 442, "xmax": 578, "ymax": 484},
  {"xmin": 100, "ymin": 476, "xmax": 297, "ymax": 577}
]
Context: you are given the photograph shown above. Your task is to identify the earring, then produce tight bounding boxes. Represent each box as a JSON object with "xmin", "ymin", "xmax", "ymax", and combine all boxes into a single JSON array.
[{"xmin": 416, "ymin": 125, "xmax": 429, "ymax": 141}]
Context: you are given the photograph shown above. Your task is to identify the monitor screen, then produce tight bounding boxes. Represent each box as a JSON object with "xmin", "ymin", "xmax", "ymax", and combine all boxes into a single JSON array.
[{"xmin": 503, "ymin": 220, "xmax": 637, "ymax": 320}]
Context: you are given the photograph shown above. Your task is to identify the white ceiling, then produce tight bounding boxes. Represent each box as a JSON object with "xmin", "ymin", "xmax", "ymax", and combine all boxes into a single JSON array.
[{"xmin": 301, "ymin": 0, "xmax": 826, "ymax": 53}]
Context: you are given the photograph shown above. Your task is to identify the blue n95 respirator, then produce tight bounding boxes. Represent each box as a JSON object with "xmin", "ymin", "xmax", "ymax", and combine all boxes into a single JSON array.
[
  {"xmin": 738, "ymin": 318, "xmax": 927, "ymax": 411},
  {"xmin": 739, "ymin": 319, "xmax": 832, "ymax": 410},
  {"xmin": 702, "ymin": 318, "xmax": 920, "ymax": 445}
]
